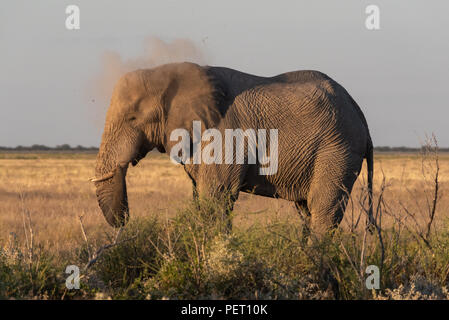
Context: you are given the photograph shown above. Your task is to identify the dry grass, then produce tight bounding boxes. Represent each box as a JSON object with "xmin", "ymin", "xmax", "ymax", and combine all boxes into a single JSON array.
[
  {"xmin": 1, "ymin": 151, "xmax": 448, "ymax": 253},
  {"xmin": 0, "ymin": 149, "xmax": 448, "ymax": 299}
]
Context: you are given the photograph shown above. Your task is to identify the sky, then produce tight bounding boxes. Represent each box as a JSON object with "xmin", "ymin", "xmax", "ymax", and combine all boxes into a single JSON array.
[{"xmin": 0, "ymin": 0, "xmax": 448, "ymax": 147}]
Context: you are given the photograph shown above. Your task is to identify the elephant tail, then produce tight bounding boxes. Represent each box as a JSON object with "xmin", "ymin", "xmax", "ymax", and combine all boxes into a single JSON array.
[
  {"xmin": 366, "ymin": 136, "xmax": 375, "ymax": 229},
  {"xmin": 346, "ymin": 92, "xmax": 375, "ymax": 229}
]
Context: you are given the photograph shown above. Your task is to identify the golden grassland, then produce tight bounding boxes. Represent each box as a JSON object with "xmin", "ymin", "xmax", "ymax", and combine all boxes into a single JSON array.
[
  {"xmin": 1, "ymin": 151, "xmax": 448, "ymax": 253},
  {"xmin": 0, "ymin": 150, "xmax": 448, "ymax": 299}
]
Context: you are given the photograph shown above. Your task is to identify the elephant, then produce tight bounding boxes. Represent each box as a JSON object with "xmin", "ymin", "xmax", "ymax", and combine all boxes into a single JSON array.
[{"xmin": 91, "ymin": 62, "xmax": 373, "ymax": 236}]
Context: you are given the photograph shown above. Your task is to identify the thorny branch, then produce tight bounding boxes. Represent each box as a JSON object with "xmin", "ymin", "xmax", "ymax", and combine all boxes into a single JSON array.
[{"xmin": 78, "ymin": 216, "xmax": 138, "ymax": 270}]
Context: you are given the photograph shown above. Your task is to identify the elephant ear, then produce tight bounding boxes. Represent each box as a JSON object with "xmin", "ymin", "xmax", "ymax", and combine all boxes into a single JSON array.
[{"xmin": 161, "ymin": 63, "xmax": 227, "ymax": 152}]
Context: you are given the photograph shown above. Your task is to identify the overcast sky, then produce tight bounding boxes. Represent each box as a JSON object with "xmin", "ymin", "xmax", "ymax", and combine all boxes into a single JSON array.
[{"xmin": 1, "ymin": 0, "xmax": 448, "ymax": 147}]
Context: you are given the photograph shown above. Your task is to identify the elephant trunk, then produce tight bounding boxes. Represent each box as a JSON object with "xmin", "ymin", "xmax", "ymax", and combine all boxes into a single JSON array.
[
  {"xmin": 93, "ymin": 134, "xmax": 134, "ymax": 228},
  {"xmin": 94, "ymin": 165, "xmax": 129, "ymax": 228}
]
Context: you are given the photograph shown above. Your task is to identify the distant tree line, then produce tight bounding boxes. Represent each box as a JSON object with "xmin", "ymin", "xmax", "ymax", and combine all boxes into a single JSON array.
[
  {"xmin": 374, "ymin": 146, "xmax": 449, "ymax": 152},
  {"xmin": 0, "ymin": 144, "xmax": 99, "ymax": 151}
]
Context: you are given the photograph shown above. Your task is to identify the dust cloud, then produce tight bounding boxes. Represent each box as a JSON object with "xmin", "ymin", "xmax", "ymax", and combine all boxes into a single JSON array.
[{"xmin": 89, "ymin": 37, "xmax": 208, "ymax": 128}]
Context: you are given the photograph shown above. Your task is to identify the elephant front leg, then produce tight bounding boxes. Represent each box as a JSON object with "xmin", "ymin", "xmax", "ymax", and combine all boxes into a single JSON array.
[{"xmin": 195, "ymin": 181, "xmax": 239, "ymax": 233}]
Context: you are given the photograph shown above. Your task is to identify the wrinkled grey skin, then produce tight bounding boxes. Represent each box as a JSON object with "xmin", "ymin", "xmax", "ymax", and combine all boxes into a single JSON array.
[{"xmin": 94, "ymin": 62, "xmax": 373, "ymax": 235}]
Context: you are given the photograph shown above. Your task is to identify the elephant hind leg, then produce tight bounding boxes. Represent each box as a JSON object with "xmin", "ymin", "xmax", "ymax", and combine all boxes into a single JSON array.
[
  {"xmin": 307, "ymin": 156, "xmax": 362, "ymax": 237},
  {"xmin": 295, "ymin": 199, "xmax": 340, "ymax": 298},
  {"xmin": 309, "ymin": 192, "xmax": 347, "ymax": 238}
]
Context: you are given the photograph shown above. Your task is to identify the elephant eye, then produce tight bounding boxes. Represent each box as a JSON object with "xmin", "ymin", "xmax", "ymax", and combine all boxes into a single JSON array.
[{"xmin": 128, "ymin": 116, "xmax": 137, "ymax": 121}]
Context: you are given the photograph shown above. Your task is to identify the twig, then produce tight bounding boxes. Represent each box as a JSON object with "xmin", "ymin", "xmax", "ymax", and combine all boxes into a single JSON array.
[
  {"xmin": 84, "ymin": 228, "xmax": 138, "ymax": 270},
  {"xmin": 340, "ymin": 241, "xmax": 363, "ymax": 285},
  {"xmin": 424, "ymin": 134, "xmax": 439, "ymax": 240},
  {"xmin": 359, "ymin": 222, "xmax": 368, "ymax": 278},
  {"xmin": 374, "ymin": 178, "xmax": 385, "ymax": 270},
  {"xmin": 357, "ymin": 172, "xmax": 386, "ymax": 271},
  {"xmin": 78, "ymin": 213, "xmax": 91, "ymax": 259}
]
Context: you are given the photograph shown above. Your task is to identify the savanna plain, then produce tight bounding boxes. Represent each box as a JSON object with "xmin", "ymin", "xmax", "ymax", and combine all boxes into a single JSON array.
[{"xmin": 1, "ymin": 149, "xmax": 448, "ymax": 300}]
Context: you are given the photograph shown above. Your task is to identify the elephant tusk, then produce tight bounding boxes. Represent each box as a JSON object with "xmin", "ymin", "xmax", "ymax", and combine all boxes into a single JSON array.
[{"xmin": 89, "ymin": 171, "xmax": 114, "ymax": 183}]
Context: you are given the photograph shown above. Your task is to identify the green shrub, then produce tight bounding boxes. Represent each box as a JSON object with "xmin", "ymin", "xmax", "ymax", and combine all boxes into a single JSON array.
[
  {"xmin": 3, "ymin": 197, "xmax": 449, "ymax": 300},
  {"xmin": 0, "ymin": 233, "xmax": 67, "ymax": 299}
]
